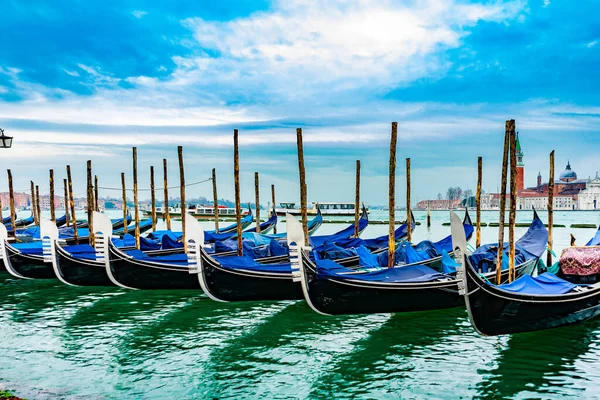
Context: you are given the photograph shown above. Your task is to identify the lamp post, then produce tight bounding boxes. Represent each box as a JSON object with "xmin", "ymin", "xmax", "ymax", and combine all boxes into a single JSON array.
[{"xmin": 0, "ymin": 128, "xmax": 13, "ymax": 149}]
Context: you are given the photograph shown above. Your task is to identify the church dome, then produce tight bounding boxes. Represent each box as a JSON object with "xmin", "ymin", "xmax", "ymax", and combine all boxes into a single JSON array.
[{"xmin": 559, "ymin": 161, "xmax": 577, "ymax": 182}]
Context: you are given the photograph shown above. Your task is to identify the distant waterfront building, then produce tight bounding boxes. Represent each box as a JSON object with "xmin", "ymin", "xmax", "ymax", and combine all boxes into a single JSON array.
[
  {"xmin": 578, "ymin": 174, "xmax": 600, "ymax": 210},
  {"xmin": 517, "ymin": 160, "xmax": 588, "ymax": 210},
  {"xmin": 0, "ymin": 192, "xmax": 31, "ymax": 209},
  {"xmin": 415, "ymin": 199, "xmax": 462, "ymax": 210}
]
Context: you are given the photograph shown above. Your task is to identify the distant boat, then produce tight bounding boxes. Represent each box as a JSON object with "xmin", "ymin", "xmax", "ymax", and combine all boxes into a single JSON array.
[
  {"xmin": 275, "ymin": 201, "xmax": 369, "ymax": 217},
  {"xmin": 143, "ymin": 204, "xmax": 248, "ymax": 220}
]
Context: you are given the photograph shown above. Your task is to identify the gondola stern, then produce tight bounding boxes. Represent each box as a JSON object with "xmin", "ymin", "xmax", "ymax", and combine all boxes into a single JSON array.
[{"xmin": 286, "ymin": 213, "xmax": 329, "ymax": 315}]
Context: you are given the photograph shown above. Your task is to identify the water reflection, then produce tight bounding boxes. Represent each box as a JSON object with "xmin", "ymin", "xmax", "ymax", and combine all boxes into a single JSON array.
[{"xmin": 476, "ymin": 320, "xmax": 600, "ymax": 399}]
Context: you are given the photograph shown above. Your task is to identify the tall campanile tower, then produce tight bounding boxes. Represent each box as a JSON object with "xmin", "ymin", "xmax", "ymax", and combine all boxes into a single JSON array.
[{"xmin": 516, "ymin": 132, "xmax": 524, "ymax": 192}]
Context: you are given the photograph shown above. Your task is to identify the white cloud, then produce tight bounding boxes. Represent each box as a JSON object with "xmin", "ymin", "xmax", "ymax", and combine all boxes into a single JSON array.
[
  {"xmin": 183, "ymin": 0, "xmax": 523, "ymax": 90},
  {"xmin": 542, "ymin": 0, "xmax": 550, "ymax": 7},
  {"xmin": 587, "ymin": 40, "xmax": 597, "ymax": 48},
  {"xmin": 132, "ymin": 10, "xmax": 148, "ymax": 19}
]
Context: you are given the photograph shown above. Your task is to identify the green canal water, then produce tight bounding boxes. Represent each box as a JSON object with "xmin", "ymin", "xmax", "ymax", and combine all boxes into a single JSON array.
[{"xmin": 2, "ymin": 210, "xmax": 600, "ymax": 399}]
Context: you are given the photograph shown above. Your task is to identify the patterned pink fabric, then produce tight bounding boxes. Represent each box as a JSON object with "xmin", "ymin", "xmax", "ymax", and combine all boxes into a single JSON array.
[{"xmin": 560, "ymin": 246, "xmax": 600, "ymax": 276}]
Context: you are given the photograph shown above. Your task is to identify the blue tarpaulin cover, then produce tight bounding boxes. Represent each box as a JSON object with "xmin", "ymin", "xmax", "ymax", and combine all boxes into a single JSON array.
[
  {"xmin": 441, "ymin": 250, "xmax": 460, "ymax": 274},
  {"xmin": 124, "ymin": 249, "xmax": 188, "ymax": 265},
  {"xmin": 496, "ymin": 272, "xmax": 577, "ymax": 295},
  {"xmin": 586, "ymin": 228, "xmax": 600, "ymax": 246},
  {"xmin": 213, "ymin": 255, "xmax": 292, "ymax": 273},
  {"xmin": 309, "ymin": 213, "xmax": 369, "ymax": 248},
  {"xmin": 469, "ymin": 213, "xmax": 547, "ymax": 273},
  {"xmin": 11, "ymin": 242, "xmax": 43, "ymax": 255},
  {"xmin": 315, "ymin": 259, "xmax": 448, "ymax": 283}
]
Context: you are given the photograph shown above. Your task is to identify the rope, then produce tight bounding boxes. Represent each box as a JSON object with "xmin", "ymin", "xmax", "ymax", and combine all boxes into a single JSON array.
[{"xmin": 97, "ymin": 177, "xmax": 212, "ymax": 192}]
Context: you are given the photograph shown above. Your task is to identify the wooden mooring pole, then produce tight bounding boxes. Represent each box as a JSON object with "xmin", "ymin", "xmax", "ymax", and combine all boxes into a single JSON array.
[
  {"xmin": 66, "ymin": 165, "xmax": 78, "ymax": 243},
  {"xmin": 94, "ymin": 175, "xmax": 99, "ymax": 212},
  {"xmin": 30, "ymin": 181, "xmax": 38, "ymax": 225},
  {"xmin": 133, "ymin": 147, "xmax": 140, "ymax": 248},
  {"xmin": 49, "ymin": 169, "xmax": 56, "ymax": 223},
  {"xmin": 476, "ymin": 156, "xmax": 482, "ymax": 248},
  {"xmin": 7, "ymin": 170, "xmax": 16, "ymax": 233},
  {"xmin": 495, "ymin": 124, "xmax": 510, "ymax": 284},
  {"xmin": 212, "ymin": 168, "xmax": 219, "ymax": 233},
  {"xmin": 354, "ymin": 160, "xmax": 361, "ymax": 238},
  {"xmin": 388, "ymin": 122, "xmax": 398, "ymax": 268},
  {"xmin": 271, "ymin": 184, "xmax": 277, "ymax": 234},
  {"xmin": 150, "ymin": 166, "xmax": 156, "ymax": 231},
  {"xmin": 508, "ymin": 120, "xmax": 517, "ymax": 283},
  {"xmin": 255, "ymin": 172, "xmax": 261, "ymax": 233},
  {"xmin": 121, "ymin": 173, "xmax": 127, "ymax": 234},
  {"xmin": 547, "ymin": 150, "xmax": 555, "ymax": 268},
  {"xmin": 163, "ymin": 159, "xmax": 171, "ymax": 230},
  {"xmin": 296, "ymin": 128, "xmax": 309, "ymax": 245},
  {"xmin": 233, "ymin": 129, "xmax": 243, "ymax": 255},
  {"xmin": 35, "ymin": 185, "xmax": 41, "ymax": 226},
  {"xmin": 406, "ymin": 158, "xmax": 412, "ymax": 242},
  {"xmin": 63, "ymin": 179, "xmax": 70, "ymax": 227},
  {"xmin": 427, "ymin": 200, "xmax": 431, "ymax": 228},
  {"xmin": 178, "ymin": 146, "xmax": 186, "ymax": 251},
  {"xmin": 87, "ymin": 160, "xmax": 94, "ymax": 246}
]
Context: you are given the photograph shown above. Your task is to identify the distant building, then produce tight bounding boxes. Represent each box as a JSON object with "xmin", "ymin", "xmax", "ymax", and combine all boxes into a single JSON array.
[
  {"xmin": 517, "ymin": 160, "xmax": 588, "ymax": 210},
  {"xmin": 0, "ymin": 192, "xmax": 31, "ymax": 209},
  {"xmin": 415, "ymin": 199, "xmax": 462, "ymax": 209},
  {"xmin": 578, "ymin": 175, "xmax": 600, "ymax": 210}
]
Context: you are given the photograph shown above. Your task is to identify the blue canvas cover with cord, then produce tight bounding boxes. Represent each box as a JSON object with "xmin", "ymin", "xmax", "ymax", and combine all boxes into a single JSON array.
[
  {"xmin": 469, "ymin": 214, "xmax": 547, "ymax": 272},
  {"xmin": 586, "ymin": 227, "xmax": 600, "ymax": 246},
  {"xmin": 315, "ymin": 221, "xmax": 412, "ymax": 254},
  {"xmin": 124, "ymin": 249, "xmax": 189, "ymax": 265},
  {"xmin": 161, "ymin": 234, "xmax": 183, "ymax": 250},
  {"xmin": 315, "ymin": 258, "xmax": 448, "ymax": 283},
  {"xmin": 441, "ymin": 250, "xmax": 461, "ymax": 275},
  {"xmin": 309, "ymin": 213, "xmax": 369, "ymax": 248},
  {"xmin": 111, "ymin": 234, "xmax": 137, "ymax": 248},
  {"xmin": 243, "ymin": 213, "xmax": 277, "ymax": 233},
  {"xmin": 205, "ymin": 212, "xmax": 253, "ymax": 235},
  {"xmin": 260, "ymin": 212, "xmax": 324, "ymax": 240},
  {"xmin": 213, "ymin": 255, "xmax": 292, "ymax": 274},
  {"xmin": 147, "ymin": 230, "xmax": 182, "ymax": 242},
  {"xmin": 496, "ymin": 272, "xmax": 577, "ymax": 295},
  {"xmin": 61, "ymin": 244, "xmax": 99, "ymax": 260}
]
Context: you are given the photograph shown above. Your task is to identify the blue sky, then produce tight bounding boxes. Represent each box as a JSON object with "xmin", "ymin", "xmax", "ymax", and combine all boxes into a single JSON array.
[{"xmin": 1, "ymin": 0, "xmax": 599, "ymax": 205}]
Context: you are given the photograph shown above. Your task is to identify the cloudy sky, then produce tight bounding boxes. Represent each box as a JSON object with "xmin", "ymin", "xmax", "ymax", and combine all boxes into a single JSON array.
[{"xmin": 1, "ymin": 0, "xmax": 599, "ymax": 205}]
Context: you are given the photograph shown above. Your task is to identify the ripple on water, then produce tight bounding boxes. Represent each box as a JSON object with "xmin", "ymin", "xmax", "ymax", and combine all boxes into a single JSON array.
[{"xmin": 3, "ymin": 269, "xmax": 600, "ymax": 398}]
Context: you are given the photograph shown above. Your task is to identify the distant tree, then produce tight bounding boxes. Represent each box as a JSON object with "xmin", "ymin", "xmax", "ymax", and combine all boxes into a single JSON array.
[
  {"xmin": 463, "ymin": 189, "xmax": 473, "ymax": 200},
  {"xmin": 456, "ymin": 187, "xmax": 463, "ymax": 201},
  {"xmin": 437, "ymin": 193, "xmax": 443, "ymax": 201}
]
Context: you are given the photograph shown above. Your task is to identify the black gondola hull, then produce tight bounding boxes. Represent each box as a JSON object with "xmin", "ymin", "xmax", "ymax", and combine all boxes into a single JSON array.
[
  {"xmin": 463, "ymin": 264, "xmax": 600, "ymax": 336},
  {"xmin": 5, "ymin": 244, "xmax": 55, "ymax": 279},
  {"xmin": 300, "ymin": 251, "xmax": 535, "ymax": 316},
  {"xmin": 199, "ymin": 251, "xmax": 302, "ymax": 301},
  {"xmin": 55, "ymin": 245, "xmax": 113, "ymax": 286},
  {"xmin": 108, "ymin": 246, "xmax": 199, "ymax": 290}
]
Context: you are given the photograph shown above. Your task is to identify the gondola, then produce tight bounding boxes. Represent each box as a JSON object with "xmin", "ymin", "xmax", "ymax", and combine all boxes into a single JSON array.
[
  {"xmin": 190, "ymin": 209, "xmax": 406, "ymax": 302},
  {"xmin": 5, "ymin": 214, "xmax": 35, "ymax": 231},
  {"xmin": 103, "ymin": 210, "xmax": 368, "ymax": 291},
  {"xmin": 201, "ymin": 206, "xmax": 372, "ymax": 265},
  {"xmin": 189, "ymin": 216, "xmax": 302, "ymax": 301},
  {"xmin": 0, "ymin": 217, "xmax": 154, "ymax": 280},
  {"xmin": 243, "ymin": 212, "xmax": 278, "ymax": 234},
  {"xmin": 458, "ymin": 213, "xmax": 600, "ymax": 336},
  {"xmin": 291, "ymin": 209, "xmax": 547, "ymax": 316},
  {"xmin": 207, "ymin": 208, "xmax": 254, "ymax": 235}
]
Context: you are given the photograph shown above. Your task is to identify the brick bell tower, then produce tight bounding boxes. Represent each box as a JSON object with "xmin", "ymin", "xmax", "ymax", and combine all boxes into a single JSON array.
[{"xmin": 516, "ymin": 132, "xmax": 525, "ymax": 192}]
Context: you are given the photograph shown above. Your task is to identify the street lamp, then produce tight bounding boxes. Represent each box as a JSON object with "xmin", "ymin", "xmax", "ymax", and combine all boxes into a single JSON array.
[{"xmin": 0, "ymin": 128, "xmax": 13, "ymax": 149}]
